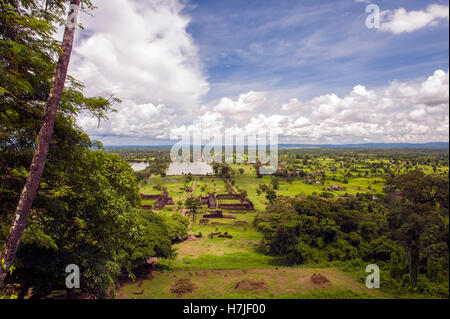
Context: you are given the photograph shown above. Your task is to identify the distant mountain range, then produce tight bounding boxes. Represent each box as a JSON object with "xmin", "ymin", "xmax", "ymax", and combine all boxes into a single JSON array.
[
  {"xmin": 278, "ymin": 142, "xmax": 449, "ymax": 149},
  {"xmin": 105, "ymin": 142, "xmax": 449, "ymax": 149}
]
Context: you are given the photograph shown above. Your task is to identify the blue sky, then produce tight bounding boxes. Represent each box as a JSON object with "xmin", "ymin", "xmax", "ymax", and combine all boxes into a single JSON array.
[
  {"xmin": 73, "ymin": 0, "xmax": 449, "ymax": 145},
  {"xmin": 184, "ymin": 0, "xmax": 449, "ymax": 101}
]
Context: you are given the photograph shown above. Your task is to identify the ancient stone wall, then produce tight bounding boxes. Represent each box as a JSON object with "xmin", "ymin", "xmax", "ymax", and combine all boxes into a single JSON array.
[
  {"xmin": 198, "ymin": 193, "xmax": 254, "ymax": 211},
  {"xmin": 218, "ymin": 203, "xmax": 254, "ymax": 210},
  {"xmin": 216, "ymin": 194, "xmax": 241, "ymax": 200},
  {"xmin": 141, "ymin": 191, "xmax": 174, "ymax": 210}
]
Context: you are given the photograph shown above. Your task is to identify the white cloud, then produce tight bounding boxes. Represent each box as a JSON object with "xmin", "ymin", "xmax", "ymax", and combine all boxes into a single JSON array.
[
  {"xmin": 71, "ymin": 1, "xmax": 449, "ymax": 145},
  {"xmin": 78, "ymin": 102, "xmax": 175, "ymax": 138},
  {"xmin": 213, "ymin": 91, "xmax": 266, "ymax": 115},
  {"xmin": 72, "ymin": 0, "xmax": 209, "ymax": 141},
  {"xmin": 381, "ymin": 4, "xmax": 449, "ymax": 34},
  {"xmin": 181, "ymin": 70, "xmax": 449, "ymax": 144}
]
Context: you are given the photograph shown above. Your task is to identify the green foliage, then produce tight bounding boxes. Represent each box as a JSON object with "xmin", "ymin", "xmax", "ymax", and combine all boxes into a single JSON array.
[
  {"xmin": 271, "ymin": 177, "xmax": 279, "ymax": 190},
  {"xmin": 212, "ymin": 163, "xmax": 235, "ymax": 179},
  {"xmin": 184, "ymin": 196, "xmax": 201, "ymax": 212},
  {"xmin": 0, "ymin": 0, "xmax": 185, "ymax": 298},
  {"xmin": 265, "ymin": 189, "xmax": 277, "ymax": 203},
  {"xmin": 164, "ymin": 214, "xmax": 190, "ymax": 239},
  {"xmin": 384, "ymin": 170, "xmax": 449, "ymax": 288},
  {"xmin": 255, "ymin": 171, "xmax": 449, "ymax": 298}
]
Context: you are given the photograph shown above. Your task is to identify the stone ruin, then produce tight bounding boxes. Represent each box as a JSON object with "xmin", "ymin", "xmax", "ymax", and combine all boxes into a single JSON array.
[
  {"xmin": 208, "ymin": 231, "xmax": 233, "ymax": 239},
  {"xmin": 216, "ymin": 194, "xmax": 254, "ymax": 210},
  {"xmin": 140, "ymin": 190, "xmax": 174, "ymax": 210},
  {"xmin": 202, "ymin": 210, "xmax": 236, "ymax": 219},
  {"xmin": 172, "ymin": 233, "xmax": 202, "ymax": 243},
  {"xmin": 199, "ymin": 193, "xmax": 216, "ymax": 209},
  {"xmin": 198, "ymin": 193, "xmax": 254, "ymax": 211}
]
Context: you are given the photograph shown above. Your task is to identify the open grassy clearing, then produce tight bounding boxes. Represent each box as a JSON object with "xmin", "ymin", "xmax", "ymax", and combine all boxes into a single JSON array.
[
  {"xmin": 192, "ymin": 177, "xmax": 227, "ymax": 196},
  {"xmin": 124, "ymin": 150, "xmax": 449, "ymax": 299},
  {"xmin": 157, "ymin": 207, "xmax": 275, "ymax": 269},
  {"xmin": 131, "ymin": 164, "xmax": 391, "ymax": 298},
  {"xmin": 119, "ymin": 268, "xmax": 386, "ymax": 299},
  {"xmin": 140, "ymin": 175, "xmax": 189, "ymax": 204}
]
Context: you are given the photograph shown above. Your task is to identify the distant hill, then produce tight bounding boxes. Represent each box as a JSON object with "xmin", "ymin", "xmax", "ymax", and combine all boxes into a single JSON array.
[
  {"xmin": 105, "ymin": 142, "xmax": 449, "ymax": 149},
  {"xmin": 104, "ymin": 145, "xmax": 173, "ymax": 149},
  {"xmin": 278, "ymin": 142, "xmax": 449, "ymax": 149}
]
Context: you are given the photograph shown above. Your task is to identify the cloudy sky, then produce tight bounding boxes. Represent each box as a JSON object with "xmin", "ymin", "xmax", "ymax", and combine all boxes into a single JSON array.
[{"xmin": 70, "ymin": 0, "xmax": 449, "ymax": 145}]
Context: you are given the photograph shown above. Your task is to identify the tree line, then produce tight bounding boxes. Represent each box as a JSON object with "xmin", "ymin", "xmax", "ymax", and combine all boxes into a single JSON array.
[{"xmin": 255, "ymin": 170, "xmax": 449, "ymax": 297}]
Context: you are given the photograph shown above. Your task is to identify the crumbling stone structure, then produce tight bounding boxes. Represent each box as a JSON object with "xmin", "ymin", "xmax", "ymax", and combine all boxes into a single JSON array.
[
  {"xmin": 215, "ymin": 194, "xmax": 240, "ymax": 200},
  {"xmin": 219, "ymin": 202, "xmax": 254, "ymax": 210},
  {"xmin": 140, "ymin": 190, "xmax": 174, "ymax": 210},
  {"xmin": 198, "ymin": 193, "xmax": 254, "ymax": 211},
  {"xmin": 199, "ymin": 193, "xmax": 216, "ymax": 209},
  {"xmin": 217, "ymin": 194, "xmax": 254, "ymax": 211},
  {"xmin": 208, "ymin": 231, "xmax": 233, "ymax": 239},
  {"xmin": 154, "ymin": 190, "xmax": 174, "ymax": 209},
  {"xmin": 202, "ymin": 210, "xmax": 236, "ymax": 219}
]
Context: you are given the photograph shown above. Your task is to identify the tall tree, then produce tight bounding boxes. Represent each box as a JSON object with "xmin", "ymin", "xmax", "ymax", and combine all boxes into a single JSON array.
[
  {"xmin": 0, "ymin": 0, "xmax": 81, "ymax": 287},
  {"xmin": 385, "ymin": 170, "xmax": 449, "ymax": 287}
]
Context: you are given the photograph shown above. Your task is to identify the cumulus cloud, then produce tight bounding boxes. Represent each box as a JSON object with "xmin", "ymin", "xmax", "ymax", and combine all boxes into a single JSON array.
[
  {"xmin": 177, "ymin": 70, "xmax": 449, "ymax": 144},
  {"xmin": 381, "ymin": 4, "xmax": 449, "ymax": 34},
  {"xmin": 72, "ymin": 0, "xmax": 209, "ymax": 140},
  {"xmin": 78, "ymin": 102, "xmax": 175, "ymax": 138},
  {"xmin": 213, "ymin": 91, "xmax": 266, "ymax": 115},
  {"xmin": 71, "ymin": 1, "xmax": 449, "ymax": 145}
]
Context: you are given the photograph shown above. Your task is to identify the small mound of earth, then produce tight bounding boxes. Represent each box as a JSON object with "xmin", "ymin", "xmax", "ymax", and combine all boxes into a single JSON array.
[
  {"xmin": 234, "ymin": 279, "xmax": 268, "ymax": 292},
  {"xmin": 310, "ymin": 273, "xmax": 330, "ymax": 287},
  {"xmin": 171, "ymin": 278, "xmax": 195, "ymax": 296}
]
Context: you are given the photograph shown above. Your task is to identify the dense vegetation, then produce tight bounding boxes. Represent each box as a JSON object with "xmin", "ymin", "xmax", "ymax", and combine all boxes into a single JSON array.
[
  {"xmin": 105, "ymin": 148, "xmax": 172, "ymax": 182},
  {"xmin": 1, "ymin": 0, "xmax": 448, "ymax": 300},
  {"xmin": 255, "ymin": 170, "xmax": 449, "ymax": 297},
  {"xmin": 116, "ymin": 147, "xmax": 448, "ymax": 299},
  {"xmin": 0, "ymin": 0, "xmax": 187, "ymax": 298}
]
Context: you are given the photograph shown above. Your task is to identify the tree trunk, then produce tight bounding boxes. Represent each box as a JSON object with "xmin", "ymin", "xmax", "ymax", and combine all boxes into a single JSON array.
[{"xmin": 0, "ymin": 0, "xmax": 81, "ymax": 288}]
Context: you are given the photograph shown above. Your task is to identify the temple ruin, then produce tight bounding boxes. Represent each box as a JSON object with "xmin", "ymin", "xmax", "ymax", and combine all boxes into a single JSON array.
[
  {"xmin": 217, "ymin": 194, "xmax": 255, "ymax": 210},
  {"xmin": 202, "ymin": 210, "xmax": 236, "ymax": 219},
  {"xmin": 198, "ymin": 193, "xmax": 254, "ymax": 210},
  {"xmin": 140, "ymin": 190, "xmax": 174, "ymax": 210},
  {"xmin": 199, "ymin": 193, "xmax": 217, "ymax": 209}
]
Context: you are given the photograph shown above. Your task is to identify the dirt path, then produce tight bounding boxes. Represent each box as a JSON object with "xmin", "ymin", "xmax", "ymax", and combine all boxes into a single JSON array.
[
  {"xmin": 225, "ymin": 178, "xmax": 238, "ymax": 195},
  {"xmin": 191, "ymin": 176, "xmax": 198, "ymax": 193}
]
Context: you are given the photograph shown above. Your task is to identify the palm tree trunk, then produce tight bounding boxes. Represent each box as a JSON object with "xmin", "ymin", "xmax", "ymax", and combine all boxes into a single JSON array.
[{"xmin": 0, "ymin": 0, "xmax": 81, "ymax": 288}]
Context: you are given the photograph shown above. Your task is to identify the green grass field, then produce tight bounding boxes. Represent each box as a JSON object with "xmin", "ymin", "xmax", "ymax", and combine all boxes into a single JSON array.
[
  {"xmin": 125, "ymin": 173, "xmax": 378, "ymax": 298},
  {"xmin": 122, "ymin": 156, "xmax": 448, "ymax": 299},
  {"xmin": 119, "ymin": 267, "xmax": 385, "ymax": 299}
]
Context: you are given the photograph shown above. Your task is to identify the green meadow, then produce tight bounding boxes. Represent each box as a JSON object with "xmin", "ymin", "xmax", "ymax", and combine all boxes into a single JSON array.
[{"xmin": 117, "ymin": 148, "xmax": 449, "ymax": 299}]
